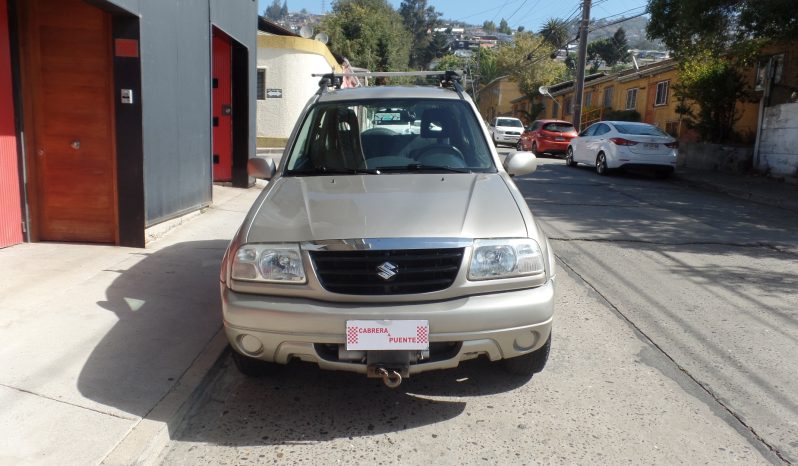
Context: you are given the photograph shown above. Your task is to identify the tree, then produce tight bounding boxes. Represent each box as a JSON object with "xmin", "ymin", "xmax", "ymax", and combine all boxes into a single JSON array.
[
  {"xmin": 495, "ymin": 32, "xmax": 566, "ymax": 99},
  {"xmin": 280, "ymin": 0, "xmax": 288, "ymax": 18},
  {"xmin": 586, "ymin": 28, "xmax": 630, "ymax": 71},
  {"xmin": 264, "ymin": 0, "xmax": 283, "ymax": 20},
  {"xmin": 424, "ymin": 31, "xmax": 450, "ymax": 67},
  {"xmin": 517, "ymin": 26, "xmax": 525, "ymax": 33},
  {"xmin": 674, "ymin": 52, "xmax": 748, "ymax": 143},
  {"xmin": 647, "ymin": 0, "xmax": 798, "ymax": 60},
  {"xmin": 399, "ymin": 0, "xmax": 443, "ymax": 69},
  {"xmin": 483, "ymin": 20, "xmax": 496, "ymax": 33},
  {"xmin": 539, "ymin": 18, "xmax": 571, "ymax": 50},
  {"xmin": 320, "ymin": 0, "xmax": 410, "ymax": 71},
  {"xmin": 609, "ymin": 28, "xmax": 630, "ymax": 65},
  {"xmin": 498, "ymin": 19, "xmax": 512, "ymax": 35}
]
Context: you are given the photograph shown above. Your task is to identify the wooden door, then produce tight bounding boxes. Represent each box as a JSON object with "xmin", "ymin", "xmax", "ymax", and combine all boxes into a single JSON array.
[
  {"xmin": 20, "ymin": 0, "xmax": 117, "ymax": 243},
  {"xmin": 212, "ymin": 31, "xmax": 233, "ymax": 182}
]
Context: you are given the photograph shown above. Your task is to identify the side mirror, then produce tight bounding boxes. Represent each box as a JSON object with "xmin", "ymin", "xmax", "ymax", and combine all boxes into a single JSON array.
[
  {"xmin": 503, "ymin": 151, "xmax": 537, "ymax": 177},
  {"xmin": 247, "ymin": 157, "xmax": 276, "ymax": 179}
]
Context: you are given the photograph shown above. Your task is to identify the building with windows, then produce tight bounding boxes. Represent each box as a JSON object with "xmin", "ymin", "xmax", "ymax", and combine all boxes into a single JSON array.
[
  {"xmin": 256, "ymin": 17, "xmax": 342, "ymax": 149},
  {"xmin": 547, "ymin": 60, "xmax": 759, "ymax": 139},
  {"xmin": 0, "ymin": 0, "xmax": 256, "ymax": 248},
  {"xmin": 478, "ymin": 76, "xmax": 523, "ymax": 123}
]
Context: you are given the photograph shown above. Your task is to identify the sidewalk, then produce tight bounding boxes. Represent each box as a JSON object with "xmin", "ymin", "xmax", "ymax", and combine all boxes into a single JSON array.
[
  {"xmin": 0, "ymin": 184, "xmax": 263, "ymax": 466},
  {"xmin": 672, "ymin": 167, "xmax": 798, "ymax": 213}
]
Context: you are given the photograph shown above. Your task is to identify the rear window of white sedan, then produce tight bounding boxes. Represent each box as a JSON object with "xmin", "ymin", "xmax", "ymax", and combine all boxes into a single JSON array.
[{"xmin": 613, "ymin": 123, "xmax": 670, "ymax": 137}]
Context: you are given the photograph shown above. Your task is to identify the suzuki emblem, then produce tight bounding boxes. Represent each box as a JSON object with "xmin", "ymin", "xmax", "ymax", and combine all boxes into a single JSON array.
[{"xmin": 376, "ymin": 261, "xmax": 398, "ymax": 280}]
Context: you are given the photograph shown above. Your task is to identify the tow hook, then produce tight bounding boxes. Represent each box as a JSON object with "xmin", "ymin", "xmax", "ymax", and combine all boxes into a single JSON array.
[{"xmin": 377, "ymin": 367, "xmax": 403, "ymax": 388}]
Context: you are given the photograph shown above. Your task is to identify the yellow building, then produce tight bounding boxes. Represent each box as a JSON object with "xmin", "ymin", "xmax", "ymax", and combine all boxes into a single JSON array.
[
  {"xmin": 478, "ymin": 76, "xmax": 523, "ymax": 122},
  {"xmin": 548, "ymin": 59, "xmax": 759, "ymax": 141}
]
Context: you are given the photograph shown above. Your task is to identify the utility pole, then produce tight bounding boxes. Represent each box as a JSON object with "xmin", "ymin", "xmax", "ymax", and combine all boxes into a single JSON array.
[{"xmin": 572, "ymin": 0, "xmax": 591, "ymax": 132}]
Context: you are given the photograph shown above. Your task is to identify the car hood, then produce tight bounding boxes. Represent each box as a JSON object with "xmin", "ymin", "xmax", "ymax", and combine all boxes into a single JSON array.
[{"xmin": 245, "ymin": 173, "xmax": 528, "ymax": 242}]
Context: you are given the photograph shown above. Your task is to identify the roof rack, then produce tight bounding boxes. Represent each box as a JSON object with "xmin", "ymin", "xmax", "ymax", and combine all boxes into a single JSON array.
[{"xmin": 313, "ymin": 70, "xmax": 465, "ymax": 99}]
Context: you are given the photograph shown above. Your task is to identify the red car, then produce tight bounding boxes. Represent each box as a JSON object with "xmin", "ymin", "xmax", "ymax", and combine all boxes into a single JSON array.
[{"xmin": 517, "ymin": 119, "xmax": 578, "ymax": 157}]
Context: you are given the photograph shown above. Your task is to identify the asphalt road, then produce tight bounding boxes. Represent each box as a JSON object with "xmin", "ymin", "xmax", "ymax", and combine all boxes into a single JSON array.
[{"xmin": 159, "ymin": 153, "xmax": 796, "ymax": 465}]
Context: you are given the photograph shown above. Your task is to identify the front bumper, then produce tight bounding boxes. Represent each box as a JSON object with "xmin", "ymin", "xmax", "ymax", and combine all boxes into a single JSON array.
[
  {"xmin": 494, "ymin": 133, "xmax": 521, "ymax": 144},
  {"xmin": 222, "ymin": 281, "xmax": 555, "ymax": 375}
]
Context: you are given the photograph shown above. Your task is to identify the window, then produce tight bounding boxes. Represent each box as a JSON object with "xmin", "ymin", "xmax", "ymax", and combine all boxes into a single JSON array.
[
  {"xmin": 584, "ymin": 91, "xmax": 593, "ymax": 108},
  {"xmin": 579, "ymin": 124, "xmax": 598, "ymax": 137},
  {"xmin": 655, "ymin": 80, "xmax": 669, "ymax": 106},
  {"xmin": 665, "ymin": 121, "xmax": 679, "ymax": 137},
  {"xmin": 625, "ymin": 88, "xmax": 637, "ymax": 110},
  {"xmin": 285, "ymin": 99, "xmax": 497, "ymax": 173},
  {"xmin": 257, "ymin": 68, "xmax": 266, "ymax": 100},
  {"xmin": 552, "ymin": 100, "xmax": 560, "ymax": 118},
  {"xmin": 594, "ymin": 123, "xmax": 610, "ymax": 136},
  {"xmin": 564, "ymin": 97, "xmax": 572, "ymax": 115},
  {"xmin": 603, "ymin": 87, "xmax": 613, "ymax": 108}
]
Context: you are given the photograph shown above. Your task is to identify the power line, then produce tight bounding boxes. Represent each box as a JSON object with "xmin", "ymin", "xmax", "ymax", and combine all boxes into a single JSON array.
[
  {"xmin": 453, "ymin": 0, "xmax": 525, "ymax": 23},
  {"xmin": 589, "ymin": 11, "xmax": 648, "ymax": 33},
  {"xmin": 505, "ymin": 0, "xmax": 529, "ymax": 23},
  {"xmin": 492, "ymin": 0, "xmax": 513, "ymax": 23}
]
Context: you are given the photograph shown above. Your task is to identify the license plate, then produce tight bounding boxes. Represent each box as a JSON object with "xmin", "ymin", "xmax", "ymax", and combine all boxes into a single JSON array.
[
  {"xmin": 346, "ymin": 320, "xmax": 429, "ymax": 350},
  {"xmin": 644, "ymin": 143, "xmax": 659, "ymax": 149},
  {"xmin": 555, "ymin": 137, "xmax": 565, "ymax": 141}
]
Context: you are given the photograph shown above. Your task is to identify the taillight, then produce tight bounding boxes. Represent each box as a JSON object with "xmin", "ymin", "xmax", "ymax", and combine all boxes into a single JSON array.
[
  {"xmin": 610, "ymin": 137, "xmax": 638, "ymax": 146},
  {"xmin": 665, "ymin": 141, "xmax": 679, "ymax": 149}
]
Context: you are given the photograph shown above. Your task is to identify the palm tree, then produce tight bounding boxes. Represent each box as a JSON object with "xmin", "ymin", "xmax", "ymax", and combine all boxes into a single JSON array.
[{"xmin": 539, "ymin": 18, "xmax": 570, "ymax": 49}]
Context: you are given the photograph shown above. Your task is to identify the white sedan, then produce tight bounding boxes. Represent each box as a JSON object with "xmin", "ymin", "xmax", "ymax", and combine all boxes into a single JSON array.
[{"xmin": 565, "ymin": 121, "xmax": 678, "ymax": 178}]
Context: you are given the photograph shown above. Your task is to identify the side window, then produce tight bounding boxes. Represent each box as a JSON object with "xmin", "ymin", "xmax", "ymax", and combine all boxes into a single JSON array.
[
  {"xmin": 594, "ymin": 124, "xmax": 610, "ymax": 136},
  {"xmin": 531, "ymin": 121, "xmax": 541, "ymax": 131},
  {"xmin": 579, "ymin": 124, "xmax": 597, "ymax": 137}
]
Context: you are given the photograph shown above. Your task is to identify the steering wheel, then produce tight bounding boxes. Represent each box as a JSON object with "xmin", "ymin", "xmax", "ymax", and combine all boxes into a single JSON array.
[
  {"xmin": 362, "ymin": 127, "xmax": 396, "ymax": 136},
  {"xmin": 415, "ymin": 144, "xmax": 465, "ymax": 164}
]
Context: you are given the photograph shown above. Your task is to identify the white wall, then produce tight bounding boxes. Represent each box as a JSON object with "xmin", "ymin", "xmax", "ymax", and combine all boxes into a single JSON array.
[
  {"xmin": 758, "ymin": 102, "xmax": 798, "ymax": 177},
  {"xmin": 257, "ymin": 48, "xmax": 334, "ymax": 146}
]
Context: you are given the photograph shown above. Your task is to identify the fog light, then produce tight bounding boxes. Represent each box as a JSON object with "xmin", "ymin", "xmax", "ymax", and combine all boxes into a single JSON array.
[
  {"xmin": 239, "ymin": 334, "xmax": 264, "ymax": 355},
  {"xmin": 513, "ymin": 332, "xmax": 536, "ymax": 351}
]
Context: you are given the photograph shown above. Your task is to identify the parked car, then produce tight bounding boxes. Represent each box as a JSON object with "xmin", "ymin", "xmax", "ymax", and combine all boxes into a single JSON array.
[
  {"xmin": 220, "ymin": 73, "xmax": 556, "ymax": 387},
  {"xmin": 517, "ymin": 119, "xmax": 577, "ymax": 156},
  {"xmin": 565, "ymin": 121, "xmax": 678, "ymax": 178},
  {"xmin": 489, "ymin": 116, "xmax": 525, "ymax": 147}
]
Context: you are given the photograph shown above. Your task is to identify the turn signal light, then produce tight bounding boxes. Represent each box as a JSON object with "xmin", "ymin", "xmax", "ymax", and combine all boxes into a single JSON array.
[{"xmin": 609, "ymin": 137, "xmax": 638, "ymax": 146}]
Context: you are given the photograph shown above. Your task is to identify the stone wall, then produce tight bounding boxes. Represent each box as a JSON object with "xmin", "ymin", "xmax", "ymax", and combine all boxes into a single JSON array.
[
  {"xmin": 677, "ymin": 142, "xmax": 753, "ymax": 174},
  {"xmin": 757, "ymin": 102, "xmax": 798, "ymax": 177}
]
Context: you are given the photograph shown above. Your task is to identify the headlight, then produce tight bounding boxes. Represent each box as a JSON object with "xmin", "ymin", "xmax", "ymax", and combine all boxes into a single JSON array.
[
  {"xmin": 468, "ymin": 239, "xmax": 545, "ymax": 280},
  {"xmin": 231, "ymin": 243, "xmax": 306, "ymax": 283}
]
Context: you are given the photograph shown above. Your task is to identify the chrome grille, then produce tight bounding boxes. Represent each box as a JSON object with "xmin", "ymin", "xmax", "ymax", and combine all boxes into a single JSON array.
[{"xmin": 309, "ymin": 248, "xmax": 464, "ymax": 295}]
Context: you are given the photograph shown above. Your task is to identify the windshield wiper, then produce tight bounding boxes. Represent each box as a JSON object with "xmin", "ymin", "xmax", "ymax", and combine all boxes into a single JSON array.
[
  {"xmin": 378, "ymin": 163, "xmax": 471, "ymax": 174},
  {"xmin": 286, "ymin": 167, "xmax": 381, "ymax": 176}
]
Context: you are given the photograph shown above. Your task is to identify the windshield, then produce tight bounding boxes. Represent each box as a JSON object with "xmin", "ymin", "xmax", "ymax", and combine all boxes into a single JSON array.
[
  {"xmin": 614, "ymin": 123, "xmax": 670, "ymax": 137},
  {"xmin": 497, "ymin": 118, "xmax": 523, "ymax": 128},
  {"xmin": 284, "ymin": 99, "xmax": 496, "ymax": 175},
  {"xmin": 543, "ymin": 122, "xmax": 575, "ymax": 132}
]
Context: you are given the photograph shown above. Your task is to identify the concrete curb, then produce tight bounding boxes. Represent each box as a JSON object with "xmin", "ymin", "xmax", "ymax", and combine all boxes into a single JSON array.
[
  {"xmin": 671, "ymin": 174, "xmax": 798, "ymax": 213},
  {"xmin": 100, "ymin": 330, "xmax": 230, "ymax": 466}
]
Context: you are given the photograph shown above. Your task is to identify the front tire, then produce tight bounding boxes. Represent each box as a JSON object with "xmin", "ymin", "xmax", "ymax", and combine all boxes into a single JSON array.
[
  {"xmin": 503, "ymin": 332, "xmax": 551, "ymax": 376},
  {"xmin": 596, "ymin": 152, "xmax": 609, "ymax": 176},
  {"xmin": 231, "ymin": 348, "xmax": 280, "ymax": 377},
  {"xmin": 565, "ymin": 147, "xmax": 576, "ymax": 167},
  {"xmin": 516, "ymin": 141, "xmax": 524, "ymax": 151}
]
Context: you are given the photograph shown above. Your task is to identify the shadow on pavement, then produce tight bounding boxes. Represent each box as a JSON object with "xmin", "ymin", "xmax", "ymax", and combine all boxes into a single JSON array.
[
  {"xmin": 169, "ymin": 354, "xmax": 534, "ymax": 446},
  {"xmin": 77, "ymin": 240, "xmax": 229, "ymax": 418}
]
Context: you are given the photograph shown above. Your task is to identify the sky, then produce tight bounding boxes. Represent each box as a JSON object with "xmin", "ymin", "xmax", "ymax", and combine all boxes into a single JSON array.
[{"xmin": 257, "ymin": 0, "xmax": 649, "ymax": 33}]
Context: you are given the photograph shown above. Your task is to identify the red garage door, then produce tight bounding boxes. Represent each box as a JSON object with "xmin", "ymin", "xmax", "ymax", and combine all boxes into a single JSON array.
[{"xmin": 0, "ymin": 0, "xmax": 23, "ymax": 248}]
